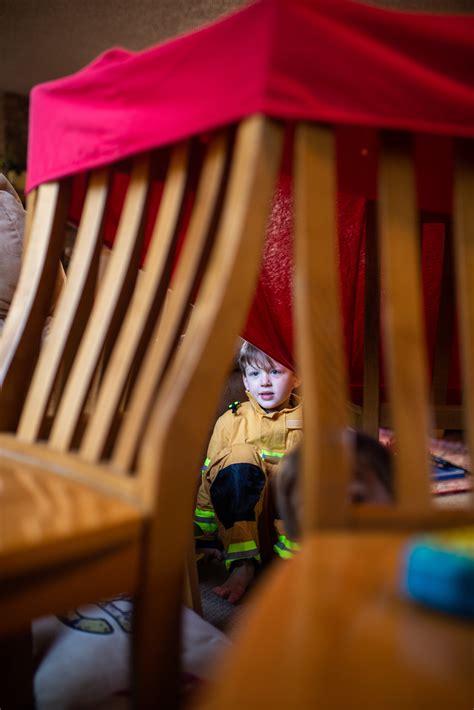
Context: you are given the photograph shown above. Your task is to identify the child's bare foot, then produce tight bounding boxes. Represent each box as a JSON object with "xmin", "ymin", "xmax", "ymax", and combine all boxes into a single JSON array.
[{"xmin": 212, "ymin": 560, "xmax": 255, "ymax": 604}]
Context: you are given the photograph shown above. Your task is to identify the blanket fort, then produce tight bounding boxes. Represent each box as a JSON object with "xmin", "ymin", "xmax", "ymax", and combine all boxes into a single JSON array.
[{"xmin": 26, "ymin": 0, "xmax": 474, "ymax": 393}]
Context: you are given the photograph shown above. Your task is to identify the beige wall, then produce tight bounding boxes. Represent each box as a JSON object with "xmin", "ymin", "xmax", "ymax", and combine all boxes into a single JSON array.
[
  {"xmin": 0, "ymin": 1, "xmax": 246, "ymax": 96},
  {"xmin": 1, "ymin": 0, "xmax": 472, "ymax": 96}
]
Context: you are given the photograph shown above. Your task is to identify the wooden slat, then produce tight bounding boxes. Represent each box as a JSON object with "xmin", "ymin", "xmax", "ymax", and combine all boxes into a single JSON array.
[
  {"xmin": 293, "ymin": 123, "xmax": 351, "ymax": 530},
  {"xmin": 378, "ymin": 134, "xmax": 431, "ymax": 515},
  {"xmin": 79, "ymin": 144, "xmax": 189, "ymax": 462},
  {"xmin": 49, "ymin": 157, "xmax": 151, "ymax": 452},
  {"xmin": 452, "ymin": 140, "xmax": 474, "ymax": 511},
  {"xmin": 350, "ymin": 503, "xmax": 473, "ymax": 529},
  {"xmin": 132, "ymin": 115, "xmax": 283, "ymax": 708},
  {"xmin": 362, "ymin": 201, "xmax": 381, "ymax": 437},
  {"xmin": 0, "ymin": 181, "xmax": 70, "ymax": 431},
  {"xmin": 379, "ymin": 402, "xmax": 463, "ymax": 432},
  {"xmin": 17, "ymin": 169, "xmax": 109, "ymax": 443},
  {"xmin": 111, "ymin": 132, "xmax": 229, "ymax": 472},
  {"xmin": 183, "ymin": 534, "xmax": 202, "ymax": 614},
  {"xmin": 22, "ymin": 188, "xmax": 37, "ymax": 258},
  {"xmin": 431, "ymin": 223, "xmax": 455, "ymax": 410}
]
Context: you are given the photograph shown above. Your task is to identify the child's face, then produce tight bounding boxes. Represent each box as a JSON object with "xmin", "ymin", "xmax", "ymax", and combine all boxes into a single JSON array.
[{"xmin": 243, "ymin": 359, "xmax": 299, "ymax": 411}]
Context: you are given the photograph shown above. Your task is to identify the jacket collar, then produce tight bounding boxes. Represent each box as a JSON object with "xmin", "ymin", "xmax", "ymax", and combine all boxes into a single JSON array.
[{"xmin": 246, "ymin": 392, "xmax": 301, "ymax": 417}]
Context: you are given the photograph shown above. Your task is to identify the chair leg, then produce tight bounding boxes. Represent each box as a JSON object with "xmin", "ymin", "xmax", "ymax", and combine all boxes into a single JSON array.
[
  {"xmin": 184, "ymin": 535, "xmax": 202, "ymax": 615},
  {"xmin": 0, "ymin": 628, "xmax": 35, "ymax": 709}
]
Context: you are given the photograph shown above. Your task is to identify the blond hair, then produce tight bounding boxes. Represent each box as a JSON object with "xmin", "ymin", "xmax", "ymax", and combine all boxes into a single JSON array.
[{"xmin": 238, "ymin": 341, "xmax": 276, "ymax": 374}]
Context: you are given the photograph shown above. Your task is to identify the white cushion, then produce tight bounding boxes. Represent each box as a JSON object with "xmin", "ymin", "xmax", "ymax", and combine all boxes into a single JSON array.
[{"xmin": 33, "ymin": 600, "xmax": 230, "ymax": 709}]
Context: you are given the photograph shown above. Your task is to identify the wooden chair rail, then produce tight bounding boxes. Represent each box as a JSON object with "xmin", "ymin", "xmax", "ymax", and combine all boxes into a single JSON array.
[
  {"xmin": 294, "ymin": 123, "xmax": 351, "ymax": 532},
  {"xmin": 453, "ymin": 141, "xmax": 474, "ymax": 492}
]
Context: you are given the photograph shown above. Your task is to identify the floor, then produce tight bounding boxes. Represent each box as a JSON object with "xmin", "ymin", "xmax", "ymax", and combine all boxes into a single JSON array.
[{"xmin": 198, "ymin": 560, "xmax": 247, "ymax": 633}]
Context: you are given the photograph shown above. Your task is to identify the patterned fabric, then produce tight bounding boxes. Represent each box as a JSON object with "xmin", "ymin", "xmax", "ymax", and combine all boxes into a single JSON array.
[{"xmin": 33, "ymin": 602, "xmax": 231, "ymax": 708}]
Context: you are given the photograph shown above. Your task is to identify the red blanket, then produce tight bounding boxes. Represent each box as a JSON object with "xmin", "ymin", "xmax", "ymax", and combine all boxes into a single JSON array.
[{"xmin": 26, "ymin": 0, "xmax": 474, "ymax": 394}]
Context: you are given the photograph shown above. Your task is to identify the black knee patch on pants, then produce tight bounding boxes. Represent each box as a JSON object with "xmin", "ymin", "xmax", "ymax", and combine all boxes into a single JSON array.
[{"xmin": 210, "ymin": 463, "xmax": 265, "ymax": 530}]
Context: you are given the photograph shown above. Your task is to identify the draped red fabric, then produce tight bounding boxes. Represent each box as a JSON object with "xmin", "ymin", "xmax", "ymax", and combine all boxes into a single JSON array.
[
  {"xmin": 27, "ymin": 0, "xmax": 474, "ymax": 191},
  {"xmin": 27, "ymin": 0, "xmax": 473, "ymax": 398},
  {"xmin": 243, "ymin": 128, "xmax": 460, "ymax": 405}
]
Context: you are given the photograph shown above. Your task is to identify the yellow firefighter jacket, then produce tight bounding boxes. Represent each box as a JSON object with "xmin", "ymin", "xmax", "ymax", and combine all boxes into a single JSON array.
[{"xmin": 194, "ymin": 393, "xmax": 302, "ymax": 567}]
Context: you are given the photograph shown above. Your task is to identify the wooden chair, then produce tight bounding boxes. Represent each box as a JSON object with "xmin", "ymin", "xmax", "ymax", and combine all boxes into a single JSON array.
[
  {"xmin": 0, "ymin": 115, "xmax": 284, "ymax": 707},
  {"xmin": 191, "ymin": 127, "xmax": 473, "ymax": 710}
]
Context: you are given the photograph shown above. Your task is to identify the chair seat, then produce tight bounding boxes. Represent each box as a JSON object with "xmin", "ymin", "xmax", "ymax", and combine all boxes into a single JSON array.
[
  {"xmin": 0, "ymin": 439, "xmax": 144, "ymax": 635},
  {"xmin": 196, "ymin": 531, "xmax": 473, "ymax": 710}
]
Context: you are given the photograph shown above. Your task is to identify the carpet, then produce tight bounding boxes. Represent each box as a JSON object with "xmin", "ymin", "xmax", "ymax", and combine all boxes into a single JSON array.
[{"xmin": 198, "ymin": 560, "xmax": 248, "ymax": 633}]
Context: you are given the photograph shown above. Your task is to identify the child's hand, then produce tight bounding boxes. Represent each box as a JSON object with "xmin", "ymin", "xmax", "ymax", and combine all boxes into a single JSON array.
[{"xmin": 199, "ymin": 548, "xmax": 224, "ymax": 562}]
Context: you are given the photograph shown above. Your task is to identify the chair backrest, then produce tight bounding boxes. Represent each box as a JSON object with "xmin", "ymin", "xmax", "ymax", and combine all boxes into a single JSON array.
[
  {"xmin": 0, "ymin": 119, "xmax": 279, "ymax": 462},
  {"xmin": 294, "ymin": 124, "xmax": 473, "ymax": 533}
]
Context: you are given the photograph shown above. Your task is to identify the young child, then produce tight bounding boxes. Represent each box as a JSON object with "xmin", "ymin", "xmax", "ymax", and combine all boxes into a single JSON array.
[
  {"xmin": 194, "ymin": 341, "xmax": 302, "ymax": 604},
  {"xmin": 276, "ymin": 432, "xmax": 393, "ymax": 542}
]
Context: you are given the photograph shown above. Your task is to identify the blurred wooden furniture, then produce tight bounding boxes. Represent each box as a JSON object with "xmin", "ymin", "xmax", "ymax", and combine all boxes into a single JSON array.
[
  {"xmin": 192, "ymin": 127, "xmax": 473, "ymax": 710},
  {"xmin": 193, "ymin": 532, "xmax": 473, "ymax": 710},
  {"xmin": 0, "ymin": 115, "xmax": 283, "ymax": 707},
  {"xmin": 361, "ymin": 202, "xmax": 463, "ymax": 438},
  {"xmin": 296, "ymin": 127, "xmax": 473, "ymax": 529}
]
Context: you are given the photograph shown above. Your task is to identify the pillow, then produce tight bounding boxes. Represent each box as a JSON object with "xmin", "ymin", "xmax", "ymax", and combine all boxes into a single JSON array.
[
  {"xmin": 0, "ymin": 174, "xmax": 24, "ymax": 321},
  {"xmin": 33, "ymin": 599, "xmax": 231, "ymax": 709}
]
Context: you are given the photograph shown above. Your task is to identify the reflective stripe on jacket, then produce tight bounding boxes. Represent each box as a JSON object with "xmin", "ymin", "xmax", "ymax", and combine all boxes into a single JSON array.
[
  {"xmin": 224, "ymin": 540, "xmax": 261, "ymax": 569},
  {"xmin": 273, "ymin": 534, "xmax": 300, "ymax": 560},
  {"xmin": 194, "ymin": 507, "xmax": 218, "ymax": 535}
]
